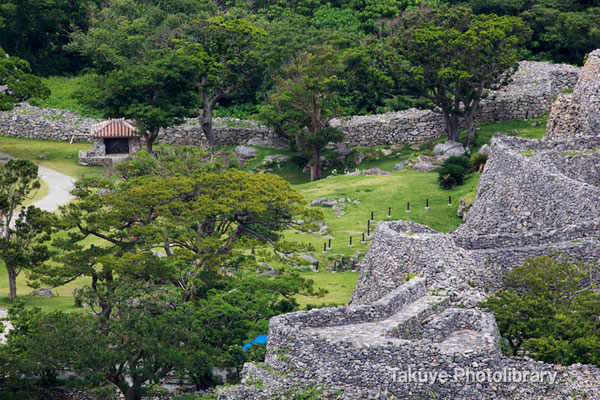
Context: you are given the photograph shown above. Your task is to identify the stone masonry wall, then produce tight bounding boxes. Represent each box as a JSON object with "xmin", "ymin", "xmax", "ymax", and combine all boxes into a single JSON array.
[
  {"xmin": 0, "ymin": 61, "xmax": 581, "ymax": 148},
  {"xmin": 352, "ymin": 134, "xmax": 600, "ymax": 307},
  {"xmin": 546, "ymin": 49, "xmax": 600, "ymax": 139}
]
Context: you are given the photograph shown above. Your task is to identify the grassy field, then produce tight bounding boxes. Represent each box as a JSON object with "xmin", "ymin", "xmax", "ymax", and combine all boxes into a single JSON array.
[
  {"xmin": 32, "ymin": 76, "xmax": 100, "ymax": 118},
  {"xmin": 0, "ymin": 136, "xmax": 103, "ymax": 179}
]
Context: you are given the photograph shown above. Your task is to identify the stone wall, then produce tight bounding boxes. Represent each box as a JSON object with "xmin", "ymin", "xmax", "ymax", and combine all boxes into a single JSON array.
[
  {"xmin": 475, "ymin": 61, "xmax": 580, "ymax": 123},
  {"xmin": 0, "ymin": 104, "xmax": 285, "ymax": 148},
  {"xmin": 0, "ymin": 61, "xmax": 581, "ymax": 149},
  {"xmin": 546, "ymin": 49, "xmax": 600, "ymax": 139},
  {"xmin": 330, "ymin": 108, "xmax": 447, "ymax": 146},
  {"xmin": 218, "ymin": 131, "xmax": 600, "ymax": 399},
  {"xmin": 352, "ymin": 134, "xmax": 600, "ymax": 307},
  {"xmin": 219, "ymin": 275, "xmax": 600, "ymax": 400}
]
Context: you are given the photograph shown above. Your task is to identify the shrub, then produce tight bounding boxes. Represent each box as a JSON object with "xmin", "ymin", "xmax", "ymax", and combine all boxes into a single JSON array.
[
  {"xmin": 471, "ymin": 152, "xmax": 488, "ymax": 173},
  {"xmin": 480, "ymin": 256, "xmax": 600, "ymax": 367},
  {"xmin": 443, "ymin": 156, "xmax": 473, "ymax": 171},
  {"xmin": 437, "ymin": 164, "xmax": 466, "ymax": 189}
]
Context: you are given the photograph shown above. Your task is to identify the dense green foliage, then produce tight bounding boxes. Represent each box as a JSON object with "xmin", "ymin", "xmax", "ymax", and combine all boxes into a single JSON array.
[
  {"xmin": 481, "ymin": 255, "xmax": 600, "ymax": 367},
  {"xmin": 437, "ymin": 156, "xmax": 472, "ymax": 189},
  {"xmin": 261, "ymin": 45, "xmax": 345, "ymax": 181},
  {"xmin": 0, "ymin": 47, "xmax": 49, "ymax": 112},
  {"xmin": 0, "ymin": 159, "xmax": 54, "ymax": 300},
  {"xmin": 4, "ymin": 149, "xmax": 325, "ymax": 399},
  {"xmin": 0, "ymin": 0, "xmax": 101, "ymax": 75},
  {"xmin": 384, "ymin": 6, "xmax": 530, "ymax": 144}
]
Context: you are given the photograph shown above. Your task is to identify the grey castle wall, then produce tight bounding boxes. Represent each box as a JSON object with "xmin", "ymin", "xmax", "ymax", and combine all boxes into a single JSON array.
[
  {"xmin": 0, "ymin": 61, "xmax": 581, "ymax": 148},
  {"xmin": 352, "ymin": 134, "xmax": 600, "ymax": 307},
  {"xmin": 0, "ymin": 104, "xmax": 282, "ymax": 147},
  {"xmin": 219, "ymin": 276, "xmax": 599, "ymax": 400},
  {"xmin": 546, "ymin": 49, "xmax": 600, "ymax": 139},
  {"xmin": 218, "ymin": 132, "xmax": 600, "ymax": 399},
  {"xmin": 330, "ymin": 61, "xmax": 580, "ymax": 146}
]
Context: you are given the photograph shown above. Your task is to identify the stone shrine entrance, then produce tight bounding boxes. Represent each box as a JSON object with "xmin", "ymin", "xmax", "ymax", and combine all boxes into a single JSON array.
[
  {"xmin": 104, "ymin": 138, "xmax": 130, "ymax": 154},
  {"xmin": 78, "ymin": 119, "xmax": 142, "ymax": 166}
]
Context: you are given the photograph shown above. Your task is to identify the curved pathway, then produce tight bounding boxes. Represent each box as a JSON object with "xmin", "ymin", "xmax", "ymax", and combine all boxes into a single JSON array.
[{"xmin": 0, "ymin": 152, "xmax": 76, "ymax": 343}]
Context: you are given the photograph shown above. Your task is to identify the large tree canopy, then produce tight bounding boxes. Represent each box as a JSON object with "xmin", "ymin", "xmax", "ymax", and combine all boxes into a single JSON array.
[
  {"xmin": 0, "ymin": 159, "xmax": 54, "ymax": 300},
  {"xmin": 261, "ymin": 45, "xmax": 345, "ymax": 182},
  {"xmin": 77, "ymin": 50, "xmax": 195, "ymax": 152},
  {"xmin": 385, "ymin": 6, "xmax": 530, "ymax": 146},
  {"xmin": 18, "ymin": 150, "xmax": 324, "ymax": 399}
]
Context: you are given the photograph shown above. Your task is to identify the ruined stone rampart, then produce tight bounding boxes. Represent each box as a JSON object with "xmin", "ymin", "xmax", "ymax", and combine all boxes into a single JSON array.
[
  {"xmin": 219, "ymin": 132, "xmax": 600, "ymax": 400},
  {"xmin": 546, "ymin": 49, "xmax": 600, "ymax": 139}
]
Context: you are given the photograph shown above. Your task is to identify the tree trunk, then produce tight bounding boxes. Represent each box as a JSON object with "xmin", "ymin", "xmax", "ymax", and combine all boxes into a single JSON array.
[
  {"xmin": 464, "ymin": 99, "xmax": 481, "ymax": 149},
  {"xmin": 465, "ymin": 113, "xmax": 476, "ymax": 149},
  {"xmin": 123, "ymin": 387, "xmax": 141, "ymax": 400},
  {"xmin": 201, "ymin": 99, "xmax": 216, "ymax": 145},
  {"xmin": 443, "ymin": 113, "xmax": 460, "ymax": 142},
  {"xmin": 310, "ymin": 147, "xmax": 322, "ymax": 182},
  {"xmin": 7, "ymin": 264, "xmax": 17, "ymax": 300},
  {"xmin": 143, "ymin": 133, "xmax": 154, "ymax": 152}
]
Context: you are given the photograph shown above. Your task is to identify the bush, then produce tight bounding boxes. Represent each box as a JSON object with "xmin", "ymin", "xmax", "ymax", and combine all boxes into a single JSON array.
[
  {"xmin": 471, "ymin": 152, "xmax": 488, "ymax": 173},
  {"xmin": 480, "ymin": 256, "xmax": 600, "ymax": 367},
  {"xmin": 443, "ymin": 156, "xmax": 473, "ymax": 171},
  {"xmin": 437, "ymin": 164, "xmax": 467, "ymax": 189}
]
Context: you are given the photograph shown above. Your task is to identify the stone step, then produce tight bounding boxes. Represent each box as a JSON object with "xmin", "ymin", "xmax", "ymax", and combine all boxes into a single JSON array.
[{"xmin": 308, "ymin": 294, "xmax": 447, "ymax": 347}]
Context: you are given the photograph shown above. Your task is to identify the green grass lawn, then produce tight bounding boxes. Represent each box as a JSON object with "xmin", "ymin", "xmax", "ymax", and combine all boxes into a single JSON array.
[
  {"xmin": 0, "ymin": 260, "xmax": 91, "ymax": 312},
  {"xmin": 22, "ymin": 179, "xmax": 49, "ymax": 207},
  {"xmin": 296, "ymin": 271, "xmax": 359, "ymax": 308},
  {"xmin": 0, "ymin": 136, "xmax": 103, "ymax": 179}
]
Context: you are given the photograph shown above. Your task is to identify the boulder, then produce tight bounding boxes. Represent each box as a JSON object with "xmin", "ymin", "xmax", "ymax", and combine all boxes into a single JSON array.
[
  {"xmin": 433, "ymin": 140, "xmax": 465, "ymax": 157},
  {"xmin": 346, "ymin": 170, "xmax": 361, "ymax": 176},
  {"xmin": 394, "ymin": 160, "xmax": 408, "ymax": 171},
  {"xmin": 363, "ymin": 167, "xmax": 381, "ymax": 176},
  {"xmin": 322, "ymin": 200, "xmax": 338, "ymax": 207},
  {"xmin": 233, "ymin": 146, "xmax": 257, "ymax": 167},
  {"xmin": 311, "ymin": 197, "xmax": 327, "ymax": 206},
  {"xmin": 276, "ymin": 155, "xmax": 289, "ymax": 163},
  {"xmin": 412, "ymin": 155, "xmax": 446, "ymax": 172},
  {"xmin": 262, "ymin": 155, "xmax": 278, "ymax": 163},
  {"xmin": 29, "ymin": 288, "xmax": 54, "ymax": 298},
  {"xmin": 300, "ymin": 254, "xmax": 318, "ymax": 264}
]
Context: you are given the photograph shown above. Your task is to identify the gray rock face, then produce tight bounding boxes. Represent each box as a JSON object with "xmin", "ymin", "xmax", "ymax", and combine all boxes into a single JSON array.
[
  {"xmin": 29, "ymin": 288, "xmax": 54, "ymax": 297},
  {"xmin": 433, "ymin": 140, "xmax": 465, "ymax": 157}
]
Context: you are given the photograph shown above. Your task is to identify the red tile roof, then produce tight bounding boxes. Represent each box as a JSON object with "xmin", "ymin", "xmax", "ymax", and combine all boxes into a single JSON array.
[{"xmin": 91, "ymin": 119, "xmax": 138, "ymax": 138}]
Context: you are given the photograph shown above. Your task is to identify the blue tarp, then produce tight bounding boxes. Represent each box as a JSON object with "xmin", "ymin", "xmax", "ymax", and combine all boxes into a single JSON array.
[{"xmin": 242, "ymin": 334, "xmax": 268, "ymax": 351}]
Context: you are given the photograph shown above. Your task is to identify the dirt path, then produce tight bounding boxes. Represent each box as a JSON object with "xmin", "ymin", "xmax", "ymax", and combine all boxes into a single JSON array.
[{"xmin": 0, "ymin": 152, "xmax": 76, "ymax": 343}]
